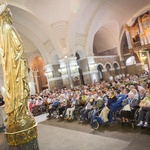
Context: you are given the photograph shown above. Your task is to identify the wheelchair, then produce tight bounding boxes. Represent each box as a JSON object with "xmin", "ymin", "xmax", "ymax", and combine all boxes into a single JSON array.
[
  {"xmin": 136, "ymin": 108, "xmax": 150, "ymax": 129},
  {"xmin": 91, "ymin": 108, "xmax": 109, "ymax": 130},
  {"xmin": 64, "ymin": 104, "xmax": 84, "ymax": 121},
  {"xmin": 113, "ymin": 107, "xmax": 123, "ymax": 123},
  {"xmin": 47, "ymin": 104, "xmax": 59, "ymax": 119},
  {"xmin": 32, "ymin": 105, "xmax": 45, "ymax": 116},
  {"xmin": 119, "ymin": 106, "xmax": 140, "ymax": 129},
  {"xmin": 92, "ymin": 119, "xmax": 109, "ymax": 130}
]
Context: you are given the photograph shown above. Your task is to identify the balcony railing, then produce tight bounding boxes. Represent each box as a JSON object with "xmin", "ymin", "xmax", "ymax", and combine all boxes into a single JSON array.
[
  {"xmin": 133, "ymin": 41, "xmax": 141, "ymax": 48},
  {"xmin": 130, "ymin": 41, "xmax": 150, "ymax": 51}
]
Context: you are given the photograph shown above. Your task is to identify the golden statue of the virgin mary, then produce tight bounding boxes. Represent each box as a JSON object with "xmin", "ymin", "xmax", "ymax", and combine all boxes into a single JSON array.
[{"xmin": 0, "ymin": 2, "xmax": 37, "ymax": 146}]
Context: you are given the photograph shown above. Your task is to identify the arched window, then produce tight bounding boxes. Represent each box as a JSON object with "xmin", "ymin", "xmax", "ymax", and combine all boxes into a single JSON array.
[
  {"xmin": 113, "ymin": 63, "xmax": 119, "ymax": 75},
  {"xmin": 106, "ymin": 64, "xmax": 111, "ymax": 78},
  {"xmin": 32, "ymin": 57, "xmax": 47, "ymax": 93},
  {"xmin": 97, "ymin": 65, "xmax": 104, "ymax": 80}
]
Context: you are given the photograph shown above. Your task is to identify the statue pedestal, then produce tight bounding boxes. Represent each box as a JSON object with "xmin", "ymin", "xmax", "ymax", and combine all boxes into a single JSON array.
[
  {"xmin": 5, "ymin": 124, "xmax": 39, "ymax": 150},
  {"xmin": 8, "ymin": 138, "xmax": 39, "ymax": 150}
]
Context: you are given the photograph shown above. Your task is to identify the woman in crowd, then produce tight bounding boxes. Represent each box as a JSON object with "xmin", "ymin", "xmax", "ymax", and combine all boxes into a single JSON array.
[
  {"xmin": 137, "ymin": 90, "xmax": 150, "ymax": 127},
  {"xmin": 57, "ymin": 94, "xmax": 70, "ymax": 118},
  {"xmin": 121, "ymin": 92, "xmax": 138, "ymax": 123}
]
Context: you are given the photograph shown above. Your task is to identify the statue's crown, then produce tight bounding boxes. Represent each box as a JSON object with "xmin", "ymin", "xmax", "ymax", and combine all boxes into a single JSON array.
[{"xmin": 0, "ymin": 2, "xmax": 8, "ymax": 16}]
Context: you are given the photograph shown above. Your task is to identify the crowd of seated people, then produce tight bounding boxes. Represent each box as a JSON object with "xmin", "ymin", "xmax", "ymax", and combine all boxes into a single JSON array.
[{"xmin": 27, "ymin": 70, "xmax": 150, "ymax": 129}]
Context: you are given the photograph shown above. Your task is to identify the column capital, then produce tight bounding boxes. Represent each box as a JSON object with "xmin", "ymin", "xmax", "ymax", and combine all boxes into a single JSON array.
[
  {"xmin": 87, "ymin": 56, "xmax": 97, "ymax": 71},
  {"xmin": 44, "ymin": 64, "xmax": 53, "ymax": 72}
]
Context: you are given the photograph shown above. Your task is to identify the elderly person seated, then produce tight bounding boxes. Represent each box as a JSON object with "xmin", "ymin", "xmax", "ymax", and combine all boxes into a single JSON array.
[
  {"xmin": 65, "ymin": 94, "xmax": 78, "ymax": 120},
  {"xmin": 80, "ymin": 97, "xmax": 93, "ymax": 122},
  {"xmin": 47, "ymin": 97, "xmax": 59, "ymax": 118},
  {"xmin": 90, "ymin": 94, "xmax": 104, "ymax": 120},
  {"xmin": 108, "ymin": 88, "xmax": 129, "ymax": 123},
  {"xmin": 131, "ymin": 89, "xmax": 139, "ymax": 100},
  {"xmin": 137, "ymin": 90, "xmax": 150, "ymax": 127},
  {"xmin": 90, "ymin": 91, "xmax": 117, "ymax": 127},
  {"xmin": 57, "ymin": 95, "xmax": 70, "ymax": 118},
  {"xmin": 121, "ymin": 92, "xmax": 138, "ymax": 123},
  {"xmin": 138, "ymin": 88, "xmax": 146, "ymax": 101}
]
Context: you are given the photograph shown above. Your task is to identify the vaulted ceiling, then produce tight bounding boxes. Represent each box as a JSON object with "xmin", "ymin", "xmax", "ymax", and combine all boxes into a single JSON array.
[{"xmin": 1, "ymin": 0, "xmax": 150, "ymax": 64}]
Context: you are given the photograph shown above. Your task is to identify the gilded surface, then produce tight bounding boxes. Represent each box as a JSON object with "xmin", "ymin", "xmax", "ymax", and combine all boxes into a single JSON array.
[
  {"xmin": 0, "ymin": 2, "xmax": 36, "ymax": 136},
  {"xmin": 5, "ymin": 124, "xmax": 38, "ymax": 146}
]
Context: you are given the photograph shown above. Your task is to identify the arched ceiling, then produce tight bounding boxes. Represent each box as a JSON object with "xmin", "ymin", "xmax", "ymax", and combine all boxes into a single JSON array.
[
  {"xmin": 93, "ymin": 20, "xmax": 119, "ymax": 54},
  {"xmin": 0, "ymin": 0, "xmax": 150, "ymax": 64}
]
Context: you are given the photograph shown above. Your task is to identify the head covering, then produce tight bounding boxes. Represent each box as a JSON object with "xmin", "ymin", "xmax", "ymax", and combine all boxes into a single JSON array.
[{"xmin": 0, "ymin": 2, "xmax": 7, "ymax": 15}]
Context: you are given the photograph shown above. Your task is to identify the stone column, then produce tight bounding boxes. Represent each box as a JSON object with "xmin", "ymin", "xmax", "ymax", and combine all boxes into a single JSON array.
[
  {"xmin": 28, "ymin": 71, "xmax": 36, "ymax": 95},
  {"xmin": 44, "ymin": 64, "xmax": 53, "ymax": 90},
  {"xmin": 59, "ymin": 57, "xmax": 80, "ymax": 88},
  {"xmin": 102, "ymin": 69, "xmax": 109, "ymax": 81},
  {"xmin": 119, "ymin": 56, "xmax": 127, "ymax": 74},
  {"xmin": 59, "ymin": 59, "xmax": 70, "ymax": 88},
  {"xmin": 87, "ymin": 56, "xmax": 99, "ymax": 83},
  {"xmin": 78, "ymin": 59, "xmax": 90, "ymax": 85}
]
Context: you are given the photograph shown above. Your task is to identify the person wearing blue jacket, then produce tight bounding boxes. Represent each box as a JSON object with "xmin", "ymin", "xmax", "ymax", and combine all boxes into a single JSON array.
[
  {"xmin": 108, "ymin": 89, "xmax": 129, "ymax": 123},
  {"xmin": 112, "ymin": 94, "xmax": 128, "ymax": 107}
]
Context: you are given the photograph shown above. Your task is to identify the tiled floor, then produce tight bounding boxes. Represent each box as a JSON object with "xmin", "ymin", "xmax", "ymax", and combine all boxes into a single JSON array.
[
  {"xmin": 1, "ymin": 113, "xmax": 150, "ymax": 150},
  {"xmin": 34, "ymin": 113, "xmax": 48, "ymax": 123}
]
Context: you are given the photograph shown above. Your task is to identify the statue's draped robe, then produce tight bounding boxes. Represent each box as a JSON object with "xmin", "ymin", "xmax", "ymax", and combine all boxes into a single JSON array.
[{"xmin": 0, "ymin": 21, "xmax": 34, "ymax": 131}]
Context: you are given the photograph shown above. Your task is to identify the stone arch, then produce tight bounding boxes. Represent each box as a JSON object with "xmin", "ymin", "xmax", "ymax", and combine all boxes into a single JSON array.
[
  {"xmin": 67, "ymin": 0, "xmax": 93, "ymax": 56},
  {"xmin": 97, "ymin": 63, "xmax": 105, "ymax": 69},
  {"xmin": 8, "ymin": 2, "xmax": 63, "ymax": 58},
  {"xmin": 14, "ymin": 24, "xmax": 49, "ymax": 63},
  {"xmin": 113, "ymin": 61, "xmax": 120, "ymax": 68},
  {"xmin": 113, "ymin": 62, "xmax": 120, "ymax": 75},
  {"xmin": 86, "ymin": 19, "xmax": 119, "ymax": 57},
  {"xmin": 50, "ymin": 50, "xmax": 59, "ymax": 64},
  {"xmin": 105, "ymin": 63, "xmax": 112, "ymax": 81},
  {"xmin": 31, "ymin": 57, "xmax": 47, "ymax": 93},
  {"xmin": 93, "ymin": 24, "xmax": 118, "ymax": 56},
  {"xmin": 105, "ymin": 62, "xmax": 112, "ymax": 70},
  {"xmin": 27, "ymin": 52, "xmax": 43, "ymax": 69},
  {"xmin": 75, "ymin": 48, "xmax": 85, "ymax": 59}
]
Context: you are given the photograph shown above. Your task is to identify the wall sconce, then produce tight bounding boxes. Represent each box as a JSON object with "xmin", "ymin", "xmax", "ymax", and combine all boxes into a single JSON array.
[
  {"xmin": 45, "ymin": 71, "xmax": 53, "ymax": 79},
  {"xmin": 140, "ymin": 54, "xmax": 147, "ymax": 62}
]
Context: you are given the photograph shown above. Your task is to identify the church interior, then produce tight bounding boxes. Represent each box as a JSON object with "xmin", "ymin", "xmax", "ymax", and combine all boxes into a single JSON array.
[{"xmin": 1, "ymin": 0, "xmax": 150, "ymax": 150}]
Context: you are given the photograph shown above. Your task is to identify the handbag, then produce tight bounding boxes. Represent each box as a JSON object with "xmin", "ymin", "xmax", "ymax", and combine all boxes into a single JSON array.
[{"xmin": 122, "ymin": 104, "xmax": 131, "ymax": 111}]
